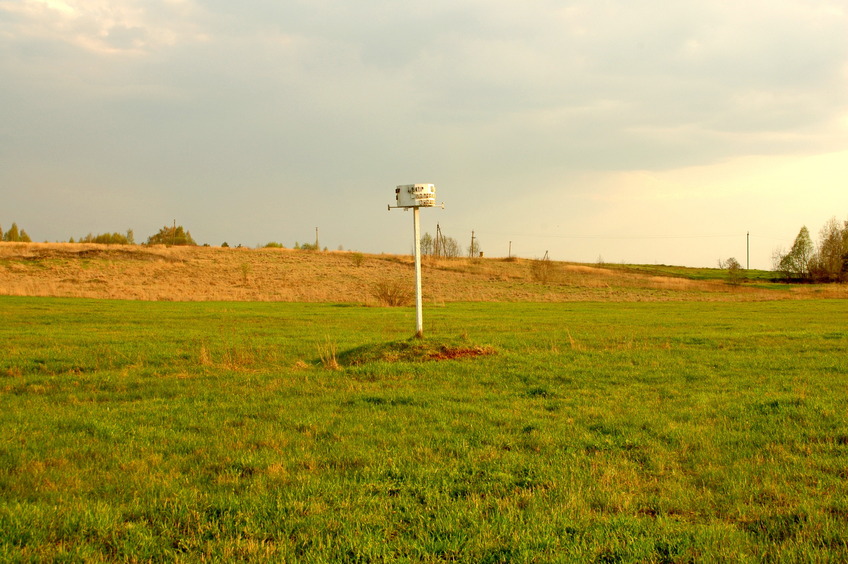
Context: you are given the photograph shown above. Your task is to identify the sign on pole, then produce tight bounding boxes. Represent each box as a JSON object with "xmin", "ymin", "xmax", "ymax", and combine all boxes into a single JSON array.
[{"xmin": 388, "ymin": 184, "xmax": 443, "ymax": 338}]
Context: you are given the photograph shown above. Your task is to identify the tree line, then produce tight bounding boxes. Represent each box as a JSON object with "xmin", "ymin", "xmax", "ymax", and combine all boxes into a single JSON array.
[
  {"xmin": 1, "ymin": 223, "xmax": 32, "ymax": 242},
  {"xmin": 5, "ymin": 218, "xmax": 845, "ymax": 283},
  {"xmin": 773, "ymin": 217, "xmax": 848, "ymax": 282}
]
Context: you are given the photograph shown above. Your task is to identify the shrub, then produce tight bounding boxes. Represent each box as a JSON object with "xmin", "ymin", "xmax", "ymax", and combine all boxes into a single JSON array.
[
  {"xmin": 722, "ymin": 257, "xmax": 743, "ymax": 286},
  {"xmin": 372, "ymin": 281, "xmax": 413, "ymax": 307},
  {"xmin": 530, "ymin": 255, "xmax": 558, "ymax": 284},
  {"xmin": 147, "ymin": 225, "xmax": 197, "ymax": 246}
]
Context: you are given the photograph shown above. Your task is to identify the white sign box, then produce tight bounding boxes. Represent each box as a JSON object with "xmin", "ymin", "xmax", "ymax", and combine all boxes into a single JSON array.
[{"xmin": 395, "ymin": 184, "xmax": 436, "ymax": 208}]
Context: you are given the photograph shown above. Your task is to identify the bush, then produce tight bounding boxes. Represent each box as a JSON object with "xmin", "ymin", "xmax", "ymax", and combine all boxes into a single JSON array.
[
  {"xmin": 721, "ymin": 257, "xmax": 743, "ymax": 286},
  {"xmin": 530, "ymin": 255, "xmax": 558, "ymax": 284},
  {"xmin": 264, "ymin": 242, "xmax": 285, "ymax": 248},
  {"xmin": 372, "ymin": 281, "xmax": 413, "ymax": 307},
  {"xmin": 147, "ymin": 225, "xmax": 197, "ymax": 246}
]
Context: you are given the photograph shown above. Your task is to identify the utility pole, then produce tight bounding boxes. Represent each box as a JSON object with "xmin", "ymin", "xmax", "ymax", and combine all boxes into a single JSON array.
[
  {"xmin": 508, "ymin": 241, "xmax": 512, "ymax": 259},
  {"xmin": 470, "ymin": 230, "xmax": 476, "ymax": 258},
  {"xmin": 315, "ymin": 227, "xmax": 319, "ymax": 250},
  {"xmin": 172, "ymin": 219, "xmax": 176, "ymax": 246},
  {"xmin": 747, "ymin": 231, "xmax": 750, "ymax": 270}
]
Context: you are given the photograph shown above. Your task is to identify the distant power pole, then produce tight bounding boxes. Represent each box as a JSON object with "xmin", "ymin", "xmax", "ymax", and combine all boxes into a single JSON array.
[
  {"xmin": 315, "ymin": 227, "xmax": 319, "ymax": 250},
  {"xmin": 747, "ymin": 232, "xmax": 750, "ymax": 270},
  {"xmin": 172, "ymin": 219, "xmax": 176, "ymax": 246},
  {"xmin": 470, "ymin": 230, "xmax": 476, "ymax": 258},
  {"xmin": 508, "ymin": 241, "xmax": 512, "ymax": 258}
]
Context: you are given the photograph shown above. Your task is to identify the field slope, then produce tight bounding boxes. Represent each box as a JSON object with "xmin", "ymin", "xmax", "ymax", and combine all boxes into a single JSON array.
[{"xmin": 1, "ymin": 242, "xmax": 846, "ymax": 302}]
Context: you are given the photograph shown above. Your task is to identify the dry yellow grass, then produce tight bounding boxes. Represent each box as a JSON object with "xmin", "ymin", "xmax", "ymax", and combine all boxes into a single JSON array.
[{"xmin": 1, "ymin": 242, "xmax": 845, "ymax": 303}]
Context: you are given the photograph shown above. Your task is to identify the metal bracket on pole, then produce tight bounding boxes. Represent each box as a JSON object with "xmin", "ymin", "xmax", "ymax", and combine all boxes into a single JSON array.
[{"xmin": 388, "ymin": 203, "xmax": 444, "ymax": 211}]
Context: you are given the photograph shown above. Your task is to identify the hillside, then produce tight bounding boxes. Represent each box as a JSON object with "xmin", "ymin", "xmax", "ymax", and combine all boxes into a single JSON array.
[{"xmin": 0, "ymin": 242, "xmax": 844, "ymax": 303}]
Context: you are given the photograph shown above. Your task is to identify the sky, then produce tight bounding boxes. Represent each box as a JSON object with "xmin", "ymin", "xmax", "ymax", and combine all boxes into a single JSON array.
[{"xmin": 1, "ymin": 0, "xmax": 846, "ymax": 269}]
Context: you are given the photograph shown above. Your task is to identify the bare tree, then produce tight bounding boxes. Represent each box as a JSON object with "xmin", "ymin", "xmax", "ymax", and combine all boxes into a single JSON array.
[
  {"xmin": 441, "ymin": 236, "xmax": 461, "ymax": 259},
  {"xmin": 420, "ymin": 232, "xmax": 434, "ymax": 256}
]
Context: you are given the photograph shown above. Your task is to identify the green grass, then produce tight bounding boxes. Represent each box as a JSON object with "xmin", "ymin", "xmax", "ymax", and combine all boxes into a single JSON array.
[{"xmin": 1, "ymin": 297, "xmax": 847, "ymax": 562}]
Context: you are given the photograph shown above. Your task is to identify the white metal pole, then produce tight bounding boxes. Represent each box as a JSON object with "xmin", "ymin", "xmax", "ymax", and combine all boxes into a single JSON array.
[{"xmin": 413, "ymin": 207, "xmax": 424, "ymax": 338}]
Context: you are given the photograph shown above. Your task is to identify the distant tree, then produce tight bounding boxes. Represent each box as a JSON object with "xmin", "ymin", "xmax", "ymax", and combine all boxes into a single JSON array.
[
  {"xmin": 78, "ymin": 232, "xmax": 130, "ymax": 245},
  {"xmin": 0, "ymin": 225, "xmax": 3, "ymax": 240},
  {"xmin": 811, "ymin": 217, "xmax": 845, "ymax": 282},
  {"xmin": 420, "ymin": 232, "xmax": 434, "ymax": 256},
  {"xmin": 126, "ymin": 229, "xmax": 135, "ymax": 245},
  {"xmin": 147, "ymin": 225, "xmax": 197, "ymax": 246},
  {"xmin": 724, "ymin": 257, "xmax": 743, "ymax": 285},
  {"xmin": 776, "ymin": 226, "xmax": 813, "ymax": 280},
  {"xmin": 19, "ymin": 229, "xmax": 31, "ymax": 243},
  {"xmin": 264, "ymin": 242, "xmax": 285, "ymax": 248},
  {"xmin": 221, "ymin": 242, "xmax": 230, "ymax": 248},
  {"xmin": 441, "ymin": 236, "xmax": 462, "ymax": 259},
  {"xmin": 843, "ymin": 219, "xmax": 848, "ymax": 281},
  {"xmin": 4, "ymin": 223, "xmax": 19, "ymax": 242}
]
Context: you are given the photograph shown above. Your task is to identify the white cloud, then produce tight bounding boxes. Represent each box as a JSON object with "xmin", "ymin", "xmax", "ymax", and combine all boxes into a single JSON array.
[{"xmin": 0, "ymin": 0, "xmax": 208, "ymax": 54}]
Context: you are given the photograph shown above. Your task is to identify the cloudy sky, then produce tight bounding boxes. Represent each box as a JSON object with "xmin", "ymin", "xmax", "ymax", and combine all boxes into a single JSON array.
[{"xmin": 2, "ymin": 0, "xmax": 846, "ymax": 268}]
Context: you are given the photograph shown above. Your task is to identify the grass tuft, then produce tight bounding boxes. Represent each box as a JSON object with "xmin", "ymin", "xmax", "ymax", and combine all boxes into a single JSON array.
[{"xmin": 317, "ymin": 338, "xmax": 340, "ymax": 370}]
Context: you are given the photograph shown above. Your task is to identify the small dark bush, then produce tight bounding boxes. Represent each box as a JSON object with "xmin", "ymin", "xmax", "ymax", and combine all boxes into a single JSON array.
[{"xmin": 372, "ymin": 281, "xmax": 413, "ymax": 307}]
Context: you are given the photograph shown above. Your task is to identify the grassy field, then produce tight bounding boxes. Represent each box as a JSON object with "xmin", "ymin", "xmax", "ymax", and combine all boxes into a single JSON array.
[{"xmin": 2, "ymin": 297, "xmax": 847, "ymax": 562}]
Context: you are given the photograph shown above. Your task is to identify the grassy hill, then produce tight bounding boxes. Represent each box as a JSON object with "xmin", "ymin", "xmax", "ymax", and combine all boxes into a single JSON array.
[{"xmin": 0, "ymin": 242, "xmax": 844, "ymax": 303}]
